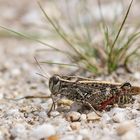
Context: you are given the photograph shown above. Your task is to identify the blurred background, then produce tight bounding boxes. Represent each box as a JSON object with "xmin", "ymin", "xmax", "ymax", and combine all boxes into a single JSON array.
[{"xmin": 0, "ymin": 0, "xmax": 140, "ymax": 93}]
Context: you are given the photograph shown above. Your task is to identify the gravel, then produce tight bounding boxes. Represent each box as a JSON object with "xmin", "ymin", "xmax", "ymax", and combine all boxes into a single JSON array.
[
  {"xmin": 0, "ymin": 0, "xmax": 140, "ymax": 140},
  {"xmin": 0, "ymin": 35, "xmax": 140, "ymax": 140}
]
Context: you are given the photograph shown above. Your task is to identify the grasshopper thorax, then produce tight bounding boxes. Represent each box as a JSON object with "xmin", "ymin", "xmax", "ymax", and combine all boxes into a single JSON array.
[{"xmin": 49, "ymin": 75, "xmax": 61, "ymax": 95}]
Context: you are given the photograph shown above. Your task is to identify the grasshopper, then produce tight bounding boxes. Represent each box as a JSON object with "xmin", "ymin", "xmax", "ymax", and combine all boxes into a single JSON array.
[
  {"xmin": 8, "ymin": 74, "xmax": 140, "ymax": 117},
  {"xmin": 48, "ymin": 74, "xmax": 140, "ymax": 116}
]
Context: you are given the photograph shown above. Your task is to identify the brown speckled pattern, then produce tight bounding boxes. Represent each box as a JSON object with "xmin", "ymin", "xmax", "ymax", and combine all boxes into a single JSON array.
[{"xmin": 49, "ymin": 75, "xmax": 136, "ymax": 111}]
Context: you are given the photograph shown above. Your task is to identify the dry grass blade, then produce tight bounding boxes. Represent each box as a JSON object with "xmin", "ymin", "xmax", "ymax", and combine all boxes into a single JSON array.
[
  {"xmin": 39, "ymin": 61, "xmax": 78, "ymax": 67},
  {"xmin": 117, "ymin": 32, "xmax": 140, "ymax": 60},
  {"xmin": 124, "ymin": 47, "xmax": 140, "ymax": 72},
  {"xmin": 38, "ymin": 2, "xmax": 100, "ymax": 73},
  {"xmin": 110, "ymin": 0, "xmax": 133, "ymax": 52},
  {"xmin": 107, "ymin": 0, "xmax": 134, "ymax": 73},
  {"xmin": 38, "ymin": 2, "xmax": 81, "ymax": 55},
  {"xmin": 0, "ymin": 26, "xmax": 63, "ymax": 53}
]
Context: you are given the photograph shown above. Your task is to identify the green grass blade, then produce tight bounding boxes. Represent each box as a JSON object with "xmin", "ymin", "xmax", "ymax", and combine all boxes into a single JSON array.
[
  {"xmin": 0, "ymin": 26, "xmax": 63, "ymax": 52},
  {"xmin": 102, "ymin": 24, "xmax": 110, "ymax": 54},
  {"xmin": 107, "ymin": 0, "xmax": 133, "ymax": 73},
  {"xmin": 117, "ymin": 32, "xmax": 140, "ymax": 60},
  {"xmin": 38, "ymin": 2, "xmax": 80, "ymax": 54},
  {"xmin": 38, "ymin": 2, "xmax": 99, "ymax": 73},
  {"xmin": 39, "ymin": 61, "xmax": 78, "ymax": 67},
  {"xmin": 110, "ymin": 0, "xmax": 133, "ymax": 51},
  {"xmin": 124, "ymin": 46, "xmax": 140, "ymax": 71}
]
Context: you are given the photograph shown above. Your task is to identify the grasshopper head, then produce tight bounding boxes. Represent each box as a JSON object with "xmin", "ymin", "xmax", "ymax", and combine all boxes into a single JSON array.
[{"xmin": 49, "ymin": 75, "xmax": 61, "ymax": 95}]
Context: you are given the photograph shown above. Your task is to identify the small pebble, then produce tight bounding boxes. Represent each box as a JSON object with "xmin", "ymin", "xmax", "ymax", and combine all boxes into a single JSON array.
[
  {"xmin": 0, "ymin": 79, "xmax": 5, "ymax": 87},
  {"xmin": 47, "ymin": 135, "xmax": 60, "ymax": 140},
  {"xmin": 121, "ymin": 131, "xmax": 138, "ymax": 140},
  {"xmin": 79, "ymin": 129, "xmax": 92, "ymax": 139},
  {"xmin": 80, "ymin": 114, "xmax": 87, "ymax": 121},
  {"xmin": 31, "ymin": 124, "xmax": 55, "ymax": 139},
  {"xmin": 130, "ymin": 109, "xmax": 139, "ymax": 118},
  {"xmin": 112, "ymin": 112, "xmax": 126, "ymax": 123},
  {"xmin": 86, "ymin": 112, "xmax": 100, "ymax": 121},
  {"xmin": 70, "ymin": 122, "xmax": 81, "ymax": 130},
  {"xmin": 135, "ymin": 97, "xmax": 140, "ymax": 104},
  {"xmin": 11, "ymin": 68, "xmax": 21, "ymax": 77},
  {"xmin": 116, "ymin": 121, "xmax": 135, "ymax": 136},
  {"xmin": 30, "ymin": 83, "xmax": 38, "ymax": 89},
  {"xmin": 134, "ymin": 72, "xmax": 140, "ymax": 80},
  {"xmin": 101, "ymin": 113, "xmax": 111, "ymax": 123},
  {"xmin": 38, "ymin": 111, "xmax": 47, "ymax": 118},
  {"xmin": 111, "ymin": 108, "xmax": 131, "ymax": 123},
  {"xmin": 0, "ymin": 130, "xmax": 4, "ymax": 140},
  {"xmin": 7, "ymin": 109, "xmax": 19, "ymax": 116},
  {"xmin": 66, "ymin": 111, "xmax": 81, "ymax": 122},
  {"xmin": 41, "ymin": 102, "xmax": 51, "ymax": 109},
  {"xmin": 61, "ymin": 135, "xmax": 75, "ymax": 140},
  {"xmin": 10, "ymin": 124, "xmax": 27, "ymax": 137},
  {"xmin": 132, "ymin": 101, "xmax": 140, "ymax": 110},
  {"xmin": 49, "ymin": 111, "xmax": 60, "ymax": 117}
]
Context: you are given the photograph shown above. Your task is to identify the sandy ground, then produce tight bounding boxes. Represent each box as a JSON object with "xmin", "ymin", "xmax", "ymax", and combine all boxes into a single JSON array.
[{"xmin": 0, "ymin": 0, "xmax": 140, "ymax": 140}]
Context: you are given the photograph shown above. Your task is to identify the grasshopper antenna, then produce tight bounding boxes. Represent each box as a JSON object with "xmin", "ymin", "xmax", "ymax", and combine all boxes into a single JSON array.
[
  {"xmin": 4, "ymin": 95, "xmax": 52, "ymax": 101},
  {"xmin": 34, "ymin": 56, "xmax": 50, "ymax": 79},
  {"xmin": 36, "ymin": 72, "xmax": 49, "ymax": 79}
]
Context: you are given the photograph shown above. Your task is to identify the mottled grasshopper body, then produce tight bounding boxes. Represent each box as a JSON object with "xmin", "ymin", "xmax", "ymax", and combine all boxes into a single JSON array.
[
  {"xmin": 49, "ymin": 75, "xmax": 139, "ymax": 113},
  {"xmin": 11, "ymin": 74, "xmax": 140, "ymax": 116}
]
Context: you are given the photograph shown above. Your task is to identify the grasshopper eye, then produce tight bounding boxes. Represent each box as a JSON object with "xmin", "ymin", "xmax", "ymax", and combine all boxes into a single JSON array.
[
  {"xmin": 49, "ymin": 75, "xmax": 61, "ymax": 94},
  {"xmin": 53, "ymin": 76, "xmax": 60, "ymax": 85},
  {"xmin": 121, "ymin": 82, "xmax": 131, "ymax": 90}
]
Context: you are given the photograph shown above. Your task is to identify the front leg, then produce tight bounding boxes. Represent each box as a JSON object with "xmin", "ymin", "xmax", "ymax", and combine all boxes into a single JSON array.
[
  {"xmin": 47, "ymin": 99, "xmax": 74, "ymax": 117},
  {"xmin": 47, "ymin": 98, "xmax": 56, "ymax": 117}
]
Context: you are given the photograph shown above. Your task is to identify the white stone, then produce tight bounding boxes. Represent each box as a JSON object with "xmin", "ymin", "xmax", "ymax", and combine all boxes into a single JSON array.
[
  {"xmin": 134, "ymin": 72, "xmax": 140, "ymax": 80},
  {"xmin": 0, "ymin": 130, "xmax": 4, "ymax": 140},
  {"xmin": 11, "ymin": 68, "xmax": 21, "ymax": 77},
  {"xmin": 76, "ymin": 135, "xmax": 83, "ymax": 140},
  {"xmin": 112, "ymin": 112, "xmax": 126, "ymax": 123},
  {"xmin": 11, "ymin": 124, "xmax": 27, "ymax": 137},
  {"xmin": 7, "ymin": 109, "xmax": 19, "ymax": 115},
  {"xmin": 116, "ymin": 121, "xmax": 135, "ymax": 136},
  {"xmin": 111, "ymin": 108, "xmax": 132, "ymax": 123},
  {"xmin": 101, "ymin": 113, "xmax": 111, "ymax": 123},
  {"xmin": 38, "ymin": 111, "xmax": 47, "ymax": 118},
  {"xmin": 66, "ymin": 111, "xmax": 81, "ymax": 122},
  {"xmin": 80, "ymin": 114, "xmax": 87, "ymax": 121},
  {"xmin": 0, "ymin": 79, "xmax": 5, "ymax": 87},
  {"xmin": 121, "ymin": 131, "xmax": 138, "ymax": 140},
  {"xmin": 87, "ymin": 112, "xmax": 100, "ymax": 121},
  {"xmin": 61, "ymin": 135, "xmax": 75, "ymax": 140},
  {"xmin": 79, "ymin": 129, "xmax": 92, "ymax": 139},
  {"xmin": 31, "ymin": 124, "xmax": 55, "ymax": 139},
  {"xmin": 70, "ymin": 122, "xmax": 81, "ymax": 130},
  {"xmin": 41, "ymin": 102, "xmax": 50, "ymax": 109},
  {"xmin": 49, "ymin": 111, "xmax": 60, "ymax": 117}
]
